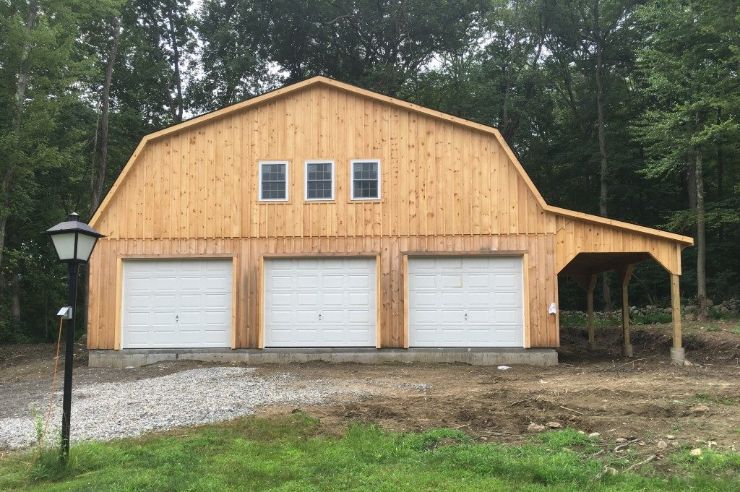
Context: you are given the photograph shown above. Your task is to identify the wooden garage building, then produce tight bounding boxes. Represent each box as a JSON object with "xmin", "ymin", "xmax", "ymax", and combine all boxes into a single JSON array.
[{"xmin": 86, "ymin": 77, "xmax": 693, "ymax": 364}]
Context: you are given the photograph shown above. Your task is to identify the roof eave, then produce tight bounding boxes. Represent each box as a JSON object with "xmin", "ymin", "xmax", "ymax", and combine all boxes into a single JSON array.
[{"xmin": 548, "ymin": 206, "xmax": 694, "ymax": 246}]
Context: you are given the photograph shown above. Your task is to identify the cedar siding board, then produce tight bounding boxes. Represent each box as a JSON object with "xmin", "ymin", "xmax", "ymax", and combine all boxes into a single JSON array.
[{"xmin": 87, "ymin": 77, "xmax": 693, "ymax": 351}]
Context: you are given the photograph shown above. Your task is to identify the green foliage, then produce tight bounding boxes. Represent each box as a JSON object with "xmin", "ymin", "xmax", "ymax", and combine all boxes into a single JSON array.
[
  {"xmin": 0, "ymin": 0, "xmax": 738, "ymax": 342},
  {"xmin": 0, "ymin": 416, "xmax": 738, "ymax": 491}
]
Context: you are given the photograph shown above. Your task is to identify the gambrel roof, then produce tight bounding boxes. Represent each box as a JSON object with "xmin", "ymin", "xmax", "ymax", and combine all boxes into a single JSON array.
[{"xmin": 90, "ymin": 76, "xmax": 693, "ymax": 248}]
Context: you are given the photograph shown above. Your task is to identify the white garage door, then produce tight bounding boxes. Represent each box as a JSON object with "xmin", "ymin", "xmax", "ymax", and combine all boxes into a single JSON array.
[
  {"xmin": 122, "ymin": 259, "xmax": 232, "ymax": 348},
  {"xmin": 408, "ymin": 256, "xmax": 524, "ymax": 347},
  {"xmin": 264, "ymin": 257, "xmax": 376, "ymax": 347}
]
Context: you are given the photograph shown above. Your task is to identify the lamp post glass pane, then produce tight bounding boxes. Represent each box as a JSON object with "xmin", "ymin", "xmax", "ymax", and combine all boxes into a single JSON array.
[
  {"xmin": 76, "ymin": 234, "xmax": 97, "ymax": 262},
  {"xmin": 50, "ymin": 234, "xmax": 77, "ymax": 261}
]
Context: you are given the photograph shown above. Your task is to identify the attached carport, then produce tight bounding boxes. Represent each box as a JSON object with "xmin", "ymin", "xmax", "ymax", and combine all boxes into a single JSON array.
[{"xmin": 552, "ymin": 208, "xmax": 694, "ymax": 363}]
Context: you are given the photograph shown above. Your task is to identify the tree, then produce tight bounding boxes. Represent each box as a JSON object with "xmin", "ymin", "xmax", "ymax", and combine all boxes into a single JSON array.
[
  {"xmin": 544, "ymin": 0, "xmax": 641, "ymax": 310},
  {"xmin": 633, "ymin": 0, "xmax": 739, "ymax": 319},
  {"xmin": 0, "ymin": 0, "xmax": 122, "ymax": 340},
  {"xmin": 193, "ymin": 0, "xmax": 484, "ymax": 110}
]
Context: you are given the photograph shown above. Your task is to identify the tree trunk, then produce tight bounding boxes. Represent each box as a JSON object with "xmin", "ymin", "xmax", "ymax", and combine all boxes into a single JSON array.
[
  {"xmin": 91, "ymin": 16, "xmax": 122, "ymax": 213},
  {"xmin": 687, "ymin": 156, "xmax": 697, "ymax": 211},
  {"xmin": 10, "ymin": 276, "xmax": 21, "ymax": 324},
  {"xmin": 165, "ymin": 2, "xmax": 184, "ymax": 123},
  {"xmin": 695, "ymin": 151, "xmax": 708, "ymax": 320},
  {"xmin": 593, "ymin": 0, "xmax": 612, "ymax": 312},
  {"xmin": 596, "ymin": 55, "xmax": 608, "ymax": 219}
]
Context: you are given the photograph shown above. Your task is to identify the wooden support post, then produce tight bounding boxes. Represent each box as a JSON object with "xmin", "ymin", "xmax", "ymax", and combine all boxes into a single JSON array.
[
  {"xmin": 586, "ymin": 274, "xmax": 597, "ymax": 350},
  {"xmin": 618, "ymin": 265, "xmax": 635, "ymax": 357},
  {"xmin": 670, "ymin": 273, "xmax": 685, "ymax": 364}
]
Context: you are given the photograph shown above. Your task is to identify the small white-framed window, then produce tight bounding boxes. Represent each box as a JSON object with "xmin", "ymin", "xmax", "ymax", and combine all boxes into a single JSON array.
[
  {"xmin": 305, "ymin": 160, "xmax": 335, "ymax": 201},
  {"xmin": 259, "ymin": 161, "xmax": 289, "ymax": 201},
  {"xmin": 350, "ymin": 159, "xmax": 381, "ymax": 200}
]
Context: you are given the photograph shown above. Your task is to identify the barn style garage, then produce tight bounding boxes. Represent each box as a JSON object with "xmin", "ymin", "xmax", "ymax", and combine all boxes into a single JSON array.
[{"xmin": 86, "ymin": 77, "xmax": 693, "ymax": 367}]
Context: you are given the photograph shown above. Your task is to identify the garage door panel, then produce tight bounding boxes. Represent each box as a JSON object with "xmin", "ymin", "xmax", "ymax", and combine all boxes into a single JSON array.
[
  {"xmin": 269, "ymin": 331, "xmax": 293, "ymax": 344},
  {"xmin": 348, "ymin": 310, "xmax": 370, "ymax": 323},
  {"xmin": 466, "ymin": 310, "xmax": 493, "ymax": 323},
  {"xmin": 320, "ymin": 310, "xmax": 344, "ymax": 323},
  {"xmin": 322, "ymin": 274, "xmax": 344, "ymax": 288},
  {"xmin": 297, "ymin": 275, "xmax": 318, "ymax": 288},
  {"xmin": 442, "ymin": 310, "xmax": 465, "ymax": 323},
  {"xmin": 127, "ymin": 278, "xmax": 152, "ymax": 291},
  {"xmin": 204, "ymin": 293, "xmax": 230, "ymax": 307},
  {"xmin": 296, "ymin": 309, "xmax": 319, "ymax": 319},
  {"xmin": 348, "ymin": 292, "xmax": 370, "ymax": 305},
  {"xmin": 414, "ymin": 309, "xmax": 440, "ymax": 323},
  {"xmin": 413, "ymin": 292, "xmax": 438, "ymax": 306},
  {"xmin": 466, "ymin": 292, "xmax": 492, "ymax": 306},
  {"xmin": 494, "ymin": 309, "xmax": 521, "ymax": 323},
  {"xmin": 271, "ymin": 275, "xmax": 295, "ymax": 289},
  {"xmin": 441, "ymin": 274, "xmax": 463, "ymax": 288},
  {"xmin": 270, "ymin": 310, "xmax": 294, "ymax": 324},
  {"xmin": 149, "ymin": 312, "xmax": 174, "ymax": 324},
  {"xmin": 322, "ymin": 292, "xmax": 344, "ymax": 305},
  {"xmin": 151, "ymin": 276, "xmax": 177, "ymax": 289},
  {"xmin": 203, "ymin": 310, "xmax": 230, "ymax": 324},
  {"xmin": 179, "ymin": 294, "xmax": 202, "ymax": 305},
  {"xmin": 493, "ymin": 274, "xmax": 518, "ymax": 289},
  {"xmin": 271, "ymin": 293, "xmax": 294, "ymax": 306},
  {"xmin": 345, "ymin": 274, "xmax": 371, "ymax": 289},
  {"xmin": 464, "ymin": 273, "xmax": 490, "ymax": 288},
  {"xmin": 122, "ymin": 259, "xmax": 232, "ymax": 349},
  {"xmin": 409, "ymin": 257, "xmax": 524, "ymax": 348},
  {"xmin": 298, "ymin": 292, "xmax": 318, "ymax": 304},
  {"xmin": 495, "ymin": 292, "xmax": 521, "ymax": 307},
  {"xmin": 440, "ymin": 292, "xmax": 465, "ymax": 305},
  {"xmin": 412, "ymin": 275, "xmax": 438, "ymax": 289},
  {"xmin": 152, "ymin": 293, "xmax": 176, "ymax": 304},
  {"xmin": 265, "ymin": 258, "xmax": 376, "ymax": 347}
]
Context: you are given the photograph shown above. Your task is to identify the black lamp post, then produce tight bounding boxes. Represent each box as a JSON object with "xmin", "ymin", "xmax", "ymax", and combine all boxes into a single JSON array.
[{"xmin": 45, "ymin": 212, "xmax": 104, "ymax": 462}]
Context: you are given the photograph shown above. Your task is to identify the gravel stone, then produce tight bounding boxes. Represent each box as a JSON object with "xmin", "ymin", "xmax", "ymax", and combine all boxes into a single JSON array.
[{"xmin": 0, "ymin": 367, "xmax": 365, "ymax": 450}]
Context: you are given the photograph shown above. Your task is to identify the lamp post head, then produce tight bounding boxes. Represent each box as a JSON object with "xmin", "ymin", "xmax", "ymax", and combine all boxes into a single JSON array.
[{"xmin": 45, "ymin": 212, "xmax": 105, "ymax": 263}]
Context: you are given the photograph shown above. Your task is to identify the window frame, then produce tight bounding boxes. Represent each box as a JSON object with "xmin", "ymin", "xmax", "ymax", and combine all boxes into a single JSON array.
[
  {"xmin": 258, "ymin": 160, "xmax": 289, "ymax": 202},
  {"xmin": 349, "ymin": 159, "xmax": 382, "ymax": 201},
  {"xmin": 304, "ymin": 160, "xmax": 335, "ymax": 202}
]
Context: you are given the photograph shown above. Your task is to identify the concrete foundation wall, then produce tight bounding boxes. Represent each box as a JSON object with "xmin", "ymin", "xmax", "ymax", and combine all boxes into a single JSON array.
[{"xmin": 89, "ymin": 348, "xmax": 558, "ymax": 368}]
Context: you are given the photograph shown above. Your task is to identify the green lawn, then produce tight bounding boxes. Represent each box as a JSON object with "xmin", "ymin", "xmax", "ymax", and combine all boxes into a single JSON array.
[{"xmin": 1, "ymin": 414, "xmax": 737, "ymax": 491}]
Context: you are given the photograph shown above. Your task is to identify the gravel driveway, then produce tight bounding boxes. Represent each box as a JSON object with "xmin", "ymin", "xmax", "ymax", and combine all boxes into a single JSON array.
[{"xmin": 0, "ymin": 366, "xmax": 367, "ymax": 450}]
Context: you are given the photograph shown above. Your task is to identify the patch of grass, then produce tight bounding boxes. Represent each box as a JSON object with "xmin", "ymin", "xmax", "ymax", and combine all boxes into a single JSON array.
[
  {"xmin": 672, "ymin": 447, "xmax": 740, "ymax": 474},
  {"xmin": 632, "ymin": 311, "xmax": 673, "ymax": 325},
  {"xmin": 536, "ymin": 427, "xmax": 596, "ymax": 451},
  {"xmin": 729, "ymin": 324, "xmax": 740, "ymax": 335},
  {"xmin": 1, "ymin": 415, "xmax": 738, "ymax": 491},
  {"xmin": 694, "ymin": 393, "xmax": 736, "ymax": 405}
]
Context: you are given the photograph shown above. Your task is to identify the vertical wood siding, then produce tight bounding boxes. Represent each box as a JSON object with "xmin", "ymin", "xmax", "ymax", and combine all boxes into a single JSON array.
[
  {"xmin": 94, "ymin": 85, "xmax": 552, "ymax": 240},
  {"xmin": 554, "ymin": 216, "xmax": 682, "ymax": 275},
  {"xmin": 88, "ymin": 82, "xmax": 686, "ymax": 351}
]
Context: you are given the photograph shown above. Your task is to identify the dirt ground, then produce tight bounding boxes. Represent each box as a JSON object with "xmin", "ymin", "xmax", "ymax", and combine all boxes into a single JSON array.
[{"xmin": 1, "ymin": 320, "xmax": 738, "ymax": 459}]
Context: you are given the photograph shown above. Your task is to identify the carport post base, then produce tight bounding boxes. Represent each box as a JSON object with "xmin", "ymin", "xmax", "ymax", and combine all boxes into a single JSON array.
[
  {"xmin": 670, "ymin": 273, "xmax": 684, "ymax": 366},
  {"xmin": 670, "ymin": 347, "xmax": 685, "ymax": 365}
]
